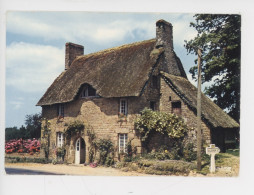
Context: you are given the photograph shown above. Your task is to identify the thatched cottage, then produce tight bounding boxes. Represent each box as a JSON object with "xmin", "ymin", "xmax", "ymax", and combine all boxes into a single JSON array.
[{"xmin": 37, "ymin": 19, "xmax": 239, "ymax": 164}]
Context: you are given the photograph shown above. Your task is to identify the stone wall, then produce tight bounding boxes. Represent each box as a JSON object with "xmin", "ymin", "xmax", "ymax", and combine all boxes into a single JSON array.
[
  {"xmin": 159, "ymin": 77, "xmax": 211, "ymax": 148},
  {"xmin": 41, "ymin": 79, "xmax": 158, "ymax": 163},
  {"xmin": 40, "ymin": 74, "xmax": 211, "ymax": 163}
]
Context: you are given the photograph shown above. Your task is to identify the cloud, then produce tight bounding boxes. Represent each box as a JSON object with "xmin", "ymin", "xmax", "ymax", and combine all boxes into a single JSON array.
[
  {"xmin": 187, "ymin": 73, "xmax": 197, "ymax": 86},
  {"xmin": 173, "ymin": 15, "xmax": 197, "ymax": 46},
  {"xmin": 6, "ymin": 12, "xmax": 195, "ymax": 48},
  {"xmin": 6, "ymin": 42, "xmax": 64, "ymax": 93},
  {"xmin": 9, "ymin": 100, "xmax": 24, "ymax": 110}
]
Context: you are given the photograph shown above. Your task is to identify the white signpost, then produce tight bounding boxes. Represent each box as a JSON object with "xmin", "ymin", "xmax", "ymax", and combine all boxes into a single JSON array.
[{"xmin": 206, "ymin": 144, "xmax": 220, "ymax": 173}]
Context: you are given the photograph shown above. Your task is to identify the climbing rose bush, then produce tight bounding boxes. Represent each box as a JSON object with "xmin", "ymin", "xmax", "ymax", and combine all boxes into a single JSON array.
[
  {"xmin": 5, "ymin": 138, "xmax": 40, "ymax": 154},
  {"xmin": 134, "ymin": 108, "xmax": 188, "ymax": 141}
]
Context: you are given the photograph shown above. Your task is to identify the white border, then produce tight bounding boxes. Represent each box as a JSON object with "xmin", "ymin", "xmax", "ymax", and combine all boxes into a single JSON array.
[{"xmin": 1, "ymin": 0, "xmax": 254, "ymax": 195}]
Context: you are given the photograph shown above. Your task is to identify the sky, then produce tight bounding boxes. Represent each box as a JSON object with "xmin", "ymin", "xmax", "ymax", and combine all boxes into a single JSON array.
[{"xmin": 5, "ymin": 12, "xmax": 199, "ymax": 128}]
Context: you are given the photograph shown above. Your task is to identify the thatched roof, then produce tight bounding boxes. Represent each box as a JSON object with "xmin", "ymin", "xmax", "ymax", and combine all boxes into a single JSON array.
[
  {"xmin": 37, "ymin": 39, "xmax": 166, "ymax": 106},
  {"xmin": 160, "ymin": 72, "xmax": 239, "ymax": 129}
]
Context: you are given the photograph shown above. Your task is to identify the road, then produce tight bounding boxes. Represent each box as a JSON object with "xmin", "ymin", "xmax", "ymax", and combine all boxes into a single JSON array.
[
  {"xmin": 4, "ymin": 163, "xmax": 151, "ymax": 176},
  {"xmin": 5, "ymin": 167, "xmax": 65, "ymax": 175}
]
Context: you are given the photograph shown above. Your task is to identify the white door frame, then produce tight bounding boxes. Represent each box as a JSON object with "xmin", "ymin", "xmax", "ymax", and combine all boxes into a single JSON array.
[{"xmin": 75, "ymin": 138, "xmax": 80, "ymax": 164}]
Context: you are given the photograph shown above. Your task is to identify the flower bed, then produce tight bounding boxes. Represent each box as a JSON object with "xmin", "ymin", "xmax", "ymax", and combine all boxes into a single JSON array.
[{"xmin": 5, "ymin": 138, "xmax": 41, "ymax": 155}]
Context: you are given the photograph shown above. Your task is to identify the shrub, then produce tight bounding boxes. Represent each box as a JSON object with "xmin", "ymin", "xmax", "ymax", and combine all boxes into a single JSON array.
[
  {"xmin": 105, "ymin": 156, "xmax": 114, "ymax": 166},
  {"xmin": 96, "ymin": 138, "xmax": 114, "ymax": 165},
  {"xmin": 64, "ymin": 120, "xmax": 85, "ymax": 137},
  {"xmin": 183, "ymin": 143, "xmax": 197, "ymax": 162},
  {"xmin": 5, "ymin": 138, "xmax": 41, "ymax": 154},
  {"xmin": 5, "ymin": 156, "xmax": 49, "ymax": 164},
  {"xmin": 134, "ymin": 108, "xmax": 188, "ymax": 142},
  {"xmin": 135, "ymin": 159, "xmax": 196, "ymax": 175}
]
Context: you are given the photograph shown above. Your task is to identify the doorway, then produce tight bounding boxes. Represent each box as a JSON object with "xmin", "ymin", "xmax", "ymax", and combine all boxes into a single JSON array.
[{"xmin": 75, "ymin": 137, "xmax": 86, "ymax": 164}]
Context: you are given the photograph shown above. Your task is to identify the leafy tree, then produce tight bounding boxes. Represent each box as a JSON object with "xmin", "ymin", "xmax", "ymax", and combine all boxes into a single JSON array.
[
  {"xmin": 184, "ymin": 14, "xmax": 240, "ymax": 122},
  {"xmin": 5, "ymin": 127, "xmax": 20, "ymax": 141},
  {"xmin": 19, "ymin": 125, "xmax": 30, "ymax": 139},
  {"xmin": 25, "ymin": 113, "xmax": 42, "ymax": 139},
  {"xmin": 5, "ymin": 113, "xmax": 42, "ymax": 141}
]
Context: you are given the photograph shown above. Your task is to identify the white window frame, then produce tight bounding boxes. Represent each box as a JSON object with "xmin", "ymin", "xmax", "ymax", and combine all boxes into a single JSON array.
[
  {"xmin": 58, "ymin": 104, "xmax": 64, "ymax": 117},
  {"xmin": 119, "ymin": 99, "xmax": 128, "ymax": 115},
  {"xmin": 119, "ymin": 133, "xmax": 128, "ymax": 153},
  {"xmin": 57, "ymin": 132, "xmax": 64, "ymax": 147}
]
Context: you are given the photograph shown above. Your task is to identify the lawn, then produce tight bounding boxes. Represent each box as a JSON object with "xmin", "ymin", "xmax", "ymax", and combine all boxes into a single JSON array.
[{"xmin": 115, "ymin": 149, "xmax": 240, "ymax": 176}]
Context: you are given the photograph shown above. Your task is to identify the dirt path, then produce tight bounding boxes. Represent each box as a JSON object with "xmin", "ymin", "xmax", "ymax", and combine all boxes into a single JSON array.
[{"xmin": 5, "ymin": 163, "xmax": 154, "ymax": 176}]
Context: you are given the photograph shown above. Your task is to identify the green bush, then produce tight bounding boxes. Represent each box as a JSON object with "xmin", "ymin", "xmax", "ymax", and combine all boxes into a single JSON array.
[
  {"xmin": 105, "ymin": 156, "xmax": 114, "ymax": 167},
  {"xmin": 183, "ymin": 143, "xmax": 197, "ymax": 162},
  {"xmin": 135, "ymin": 159, "xmax": 196, "ymax": 175},
  {"xmin": 5, "ymin": 156, "xmax": 49, "ymax": 164},
  {"xmin": 96, "ymin": 138, "xmax": 114, "ymax": 165},
  {"xmin": 134, "ymin": 108, "xmax": 188, "ymax": 142}
]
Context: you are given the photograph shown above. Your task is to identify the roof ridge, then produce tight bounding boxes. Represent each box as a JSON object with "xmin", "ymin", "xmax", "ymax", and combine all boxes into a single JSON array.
[{"xmin": 75, "ymin": 39, "xmax": 156, "ymax": 61}]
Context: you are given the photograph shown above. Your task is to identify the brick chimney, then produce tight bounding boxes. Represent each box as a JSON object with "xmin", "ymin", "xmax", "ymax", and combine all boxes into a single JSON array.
[
  {"xmin": 65, "ymin": 42, "xmax": 84, "ymax": 70},
  {"xmin": 156, "ymin": 19, "xmax": 183, "ymax": 76}
]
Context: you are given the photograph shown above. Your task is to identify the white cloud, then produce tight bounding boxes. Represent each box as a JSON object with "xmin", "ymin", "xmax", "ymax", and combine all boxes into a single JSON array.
[
  {"xmin": 173, "ymin": 16, "xmax": 197, "ymax": 46},
  {"xmin": 6, "ymin": 42, "xmax": 64, "ymax": 93},
  {"xmin": 6, "ymin": 12, "xmax": 195, "ymax": 47},
  {"xmin": 187, "ymin": 73, "xmax": 197, "ymax": 87},
  {"xmin": 9, "ymin": 100, "xmax": 24, "ymax": 110}
]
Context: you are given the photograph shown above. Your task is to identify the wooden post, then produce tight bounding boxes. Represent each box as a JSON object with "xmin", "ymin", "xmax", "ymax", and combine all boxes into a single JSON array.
[{"xmin": 197, "ymin": 48, "xmax": 202, "ymax": 171}]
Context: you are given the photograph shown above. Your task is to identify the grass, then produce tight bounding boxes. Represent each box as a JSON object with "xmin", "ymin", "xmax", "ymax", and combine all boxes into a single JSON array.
[
  {"xmin": 198, "ymin": 149, "xmax": 240, "ymax": 175},
  {"xmin": 116, "ymin": 159, "xmax": 196, "ymax": 175},
  {"xmin": 116, "ymin": 149, "xmax": 240, "ymax": 176},
  {"xmin": 226, "ymin": 149, "xmax": 239, "ymax": 157}
]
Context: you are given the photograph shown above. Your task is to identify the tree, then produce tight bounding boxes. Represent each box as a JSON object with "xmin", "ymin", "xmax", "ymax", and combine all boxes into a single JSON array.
[
  {"xmin": 184, "ymin": 14, "xmax": 240, "ymax": 122},
  {"xmin": 5, "ymin": 113, "xmax": 42, "ymax": 141},
  {"xmin": 25, "ymin": 113, "xmax": 42, "ymax": 139},
  {"xmin": 5, "ymin": 127, "xmax": 20, "ymax": 141}
]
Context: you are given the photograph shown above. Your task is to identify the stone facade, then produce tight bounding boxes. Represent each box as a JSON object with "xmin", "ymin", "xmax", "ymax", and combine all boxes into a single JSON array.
[
  {"xmin": 41, "ymin": 77, "xmax": 156, "ymax": 163},
  {"xmin": 159, "ymin": 77, "xmax": 211, "ymax": 146},
  {"xmin": 41, "ymin": 73, "xmax": 211, "ymax": 164}
]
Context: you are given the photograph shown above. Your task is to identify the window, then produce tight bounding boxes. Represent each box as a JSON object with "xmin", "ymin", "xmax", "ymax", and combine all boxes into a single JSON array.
[
  {"xmin": 172, "ymin": 101, "xmax": 181, "ymax": 115},
  {"xmin": 81, "ymin": 85, "xmax": 96, "ymax": 97},
  {"xmin": 58, "ymin": 104, "xmax": 64, "ymax": 118},
  {"xmin": 119, "ymin": 134, "xmax": 128, "ymax": 153},
  {"xmin": 151, "ymin": 76, "xmax": 158, "ymax": 88},
  {"xmin": 150, "ymin": 101, "xmax": 156, "ymax": 111},
  {"xmin": 120, "ymin": 99, "xmax": 128, "ymax": 115},
  {"xmin": 57, "ymin": 132, "xmax": 64, "ymax": 147}
]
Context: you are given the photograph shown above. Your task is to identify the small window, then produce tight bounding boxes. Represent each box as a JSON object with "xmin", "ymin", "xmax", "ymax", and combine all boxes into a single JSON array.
[
  {"xmin": 151, "ymin": 76, "xmax": 158, "ymax": 88},
  {"xmin": 58, "ymin": 104, "xmax": 64, "ymax": 118},
  {"xmin": 150, "ymin": 101, "xmax": 156, "ymax": 111},
  {"xmin": 120, "ymin": 99, "xmax": 128, "ymax": 115},
  {"xmin": 119, "ymin": 134, "xmax": 128, "ymax": 153},
  {"xmin": 172, "ymin": 101, "xmax": 181, "ymax": 115},
  {"xmin": 57, "ymin": 132, "xmax": 64, "ymax": 147},
  {"xmin": 81, "ymin": 85, "xmax": 96, "ymax": 97}
]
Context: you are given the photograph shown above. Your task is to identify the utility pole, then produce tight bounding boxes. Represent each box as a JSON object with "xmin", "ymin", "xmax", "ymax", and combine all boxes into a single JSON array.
[{"xmin": 197, "ymin": 48, "xmax": 202, "ymax": 171}]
